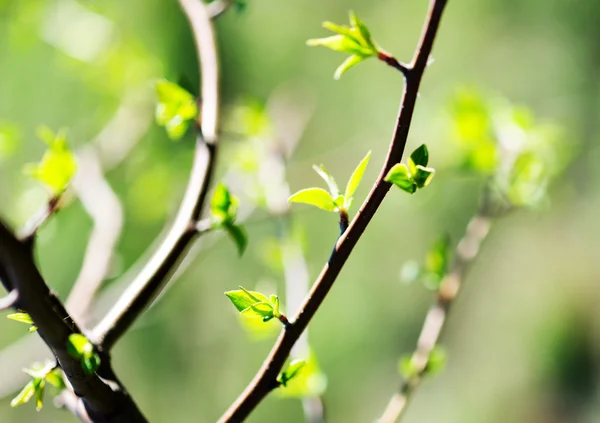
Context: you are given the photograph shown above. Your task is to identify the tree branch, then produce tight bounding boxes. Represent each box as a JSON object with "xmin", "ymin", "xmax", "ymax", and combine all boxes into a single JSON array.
[
  {"xmin": 90, "ymin": 0, "xmax": 221, "ymax": 351},
  {"xmin": 0, "ymin": 221, "xmax": 147, "ymax": 422},
  {"xmin": 376, "ymin": 208, "xmax": 493, "ymax": 423},
  {"xmin": 218, "ymin": 0, "xmax": 449, "ymax": 420}
]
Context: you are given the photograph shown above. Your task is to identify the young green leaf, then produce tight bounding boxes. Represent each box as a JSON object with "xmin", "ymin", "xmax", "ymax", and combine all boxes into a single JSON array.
[
  {"xmin": 240, "ymin": 302, "xmax": 275, "ymax": 321},
  {"xmin": 385, "ymin": 164, "xmax": 416, "ymax": 194},
  {"xmin": 7, "ymin": 312, "xmax": 33, "ymax": 325},
  {"xmin": 34, "ymin": 378, "xmax": 45, "ymax": 411},
  {"xmin": 398, "ymin": 355, "xmax": 419, "ymax": 380},
  {"xmin": 277, "ymin": 360, "xmax": 307, "ymax": 387},
  {"xmin": 408, "ymin": 144, "xmax": 429, "ymax": 175},
  {"xmin": 344, "ymin": 150, "xmax": 371, "ymax": 208},
  {"xmin": 225, "ymin": 288, "xmax": 270, "ymax": 313},
  {"xmin": 24, "ymin": 127, "xmax": 77, "ymax": 195},
  {"xmin": 312, "ymin": 165, "xmax": 340, "ymax": 197},
  {"xmin": 269, "ymin": 295, "xmax": 281, "ymax": 317},
  {"xmin": 67, "ymin": 334, "xmax": 93, "ymax": 359},
  {"xmin": 83, "ymin": 354, "xmax": 101, "ymax": 374},
  {"xmin": 276, "ymin": 351, "xmax": 328, "ymax": 398},
  {"xmin": 44, "ymin": 368, "xmax": 66, "ymax": 390},
  {"xmin": 288, "ymin": 188, "xmax": 336, "ymax": 212},
  {"xmin": 154, "ymin": 79, "xmax": 198, "ymax": 141},
  {"xmin": 225, "ymin": 224, "xmax": 248, "ymax": 256},
  {"xmin": 307, "ymin": 11, "xmax": 383, "ymax": 79},
  {"xmin": 10, "ymin": 381, "xmax": 35, "ymax": 408}
]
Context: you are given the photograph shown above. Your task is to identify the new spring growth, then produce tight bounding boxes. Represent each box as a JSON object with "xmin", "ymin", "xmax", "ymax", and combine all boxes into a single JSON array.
[
  {"xmin": 385, "ymin": 144, "xmax": 436, "ymax": 193},
  {"xmin": 225, "ymin": 286, "xmax": 289, "ymax": 327},
  {"xmin": 155, "ymin": 79, "xmax": 199, "ymax": 140},
  {"xmin": 210, "ymin": 183, "xmax": 248, "ymax": 256},
  {"xmin": 307, "ymin": 11, "xmax": 389, "ymax": 79},
  {"xmin": 288, "ymin": 151, "xmax": 371, "ymax": 229}
]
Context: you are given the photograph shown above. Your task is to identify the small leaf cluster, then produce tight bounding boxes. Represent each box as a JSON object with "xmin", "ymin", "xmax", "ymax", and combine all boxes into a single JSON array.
[
  {"xmin": 155, "ymin": 80, "xmax": 198, "ymax": 140},
  {"xmin": 288, "ymin": 151, "xmax": 371, "ymax": 214},
  {"xmin": 399, "ymin": 347, "xmax": 447, "ymax": 381},
  {"xmin": 66, "ymin": 334, "xmax": 100, "ymax": 374},
  {"xmin": 307, "ymin": 12, "xmax": 384, "ymax": 79},
  {"xmin": 225, "ymin": 286, "xmax": 283, "ymax": 323},
  {"xmin": 11, "ymin": 364, "xmax": 65, "ymax": 411},
  {"xmin": 277, "ymin": 360, "xmax": 306, "ymax": 387},
  {"xmin": 385, "ymin": 145, "xmax": 435, "ymax": 194},
  {"xmin": 401, "ymin": 235, "xmax": 451, "ymax": 291},
  {"xmin": 210, "ymin": 183, "xmax": 248, "ymax": 256},
  {"xmin": 7, "ymin": 312, "xmax": 38, "ymax": 332},
  {"xmin": 449, "ymin": 88, "xmax": 568, "ymax": 208},
  {"xmin": 24, "ymin": 127, "xmax": 77, "ymax": 195}
]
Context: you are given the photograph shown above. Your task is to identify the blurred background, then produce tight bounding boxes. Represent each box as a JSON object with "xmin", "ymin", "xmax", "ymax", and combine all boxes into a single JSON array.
[{"xmin": 1, "ymin": 0, "xmax": 600, "ymax": 422}]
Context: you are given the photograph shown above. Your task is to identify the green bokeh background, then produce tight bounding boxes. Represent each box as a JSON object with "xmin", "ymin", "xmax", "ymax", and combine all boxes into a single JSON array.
[{"xmin": 1, "ymin": 0, "xmax": 600, "ymax": 422}]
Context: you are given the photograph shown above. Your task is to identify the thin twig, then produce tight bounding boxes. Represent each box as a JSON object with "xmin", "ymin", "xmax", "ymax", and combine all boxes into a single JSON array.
[
  {"xmin": 91, "ymin": 0, "xmax": 221, "ymax": 351},
  {"xmin": 377, "ymin": 210, "xmax": 493, "ymax": 423},
  {"xmin": 218, "ymin": 0, "xmax": 449, "ymax": 420}
]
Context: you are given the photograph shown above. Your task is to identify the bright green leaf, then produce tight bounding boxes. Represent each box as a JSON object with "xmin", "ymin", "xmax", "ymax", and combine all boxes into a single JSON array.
[
  {"xmin": 349, "ymin": 11, "xmax": 376, "ymax": 51},
  {"xmin": 25, "ymin": 128, "xmax": 77, "ymax": 195},
  {"xmin": 154, "ymin": 79, "xmax": 198, "ymax": 141},
  {"xmin": 276, "ymin": 351, "xmax": 327, "ymax": 398},
  {"xmin": 211, "ymin": 183, "xmax": 239, "ymax": 225},
  {"xmin": 7, "ymin": 313, "xmax": 33, "ymax": 325},
  {"xmin": 44, "ymin": 368, "xmax": 66, "ymax": 390},
  {"xmin": 240, "ymin": 301, "xmax": 275, "ymax": 320},
  {"xmin": 270, "ymin": 295, "xmax": 280, "ymax": 317},
  {"xmin": 312, "ymin": 165, "xmax": 340, "ymax": 197},
  {"xmin": 82, "ymin": 354, "xmax": 101, "ymax": 374},
  {"xmin": 334, "ymin": 54, "xmax": 365, "ymax": 79},
  {"xmin": 288, "ymin": 188, "xmax": 336, "ymax": 212},
  {"xmin": 225, "ymin": 287, "xmax": 270, "ymax": 313},
  {"xmin": 67, "ymin": 334, "xmax": 93, "ymax": 359},
  {"xmin": 385, "ymin": 164, "xmax": 416, "ymax": 194},
  {"xmin": 344, "ymin": 150, "xmax": 371, "ymax": 204},
  {"xmin": 10, "ymin": 381, "xmax": 35, "ymax": 408}
]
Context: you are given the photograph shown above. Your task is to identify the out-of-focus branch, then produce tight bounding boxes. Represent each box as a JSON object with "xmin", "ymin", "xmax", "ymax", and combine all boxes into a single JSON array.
[
  {"xmin": 377, "ymin": 208, "xmax": 493, "ymax": 423},
  {"xmin": 91, "ymin": 0, "xmax": 221, "ymax": 351},
  {"xmin": 218, "ymin": 1, "xmax": 448, "ymax": 420},
  {"xmin": 0, "ymin": 221, "xmax": 147, "ymax": 422}
]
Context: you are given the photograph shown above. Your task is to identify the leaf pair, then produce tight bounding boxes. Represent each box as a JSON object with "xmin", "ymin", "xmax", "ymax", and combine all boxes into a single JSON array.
[
  {"xmin": 11, "ymin": 364, "xmax": 65, "ymax": 411},
  {"xmin": 307, "ymin": 12, "xmax": 383, "ymax": 79},
  {"xmin": 210, "ymin": 183, "xmax": 248, "ymax": 256},
  {"xmin": 225, "ymin": 286, "xmax": 283, "ymax": 323},
  {"xmin": 288, "ymin": 151, "xmax": 371, "ymax": 214},
  {"xmin": 155, "ymin": 80, "xmax": 198, "ymax": 140},
  {"xmin": 24, "ymin": 127, "xmax": 77, "ymax": 195},
  {"xmin": 67, "ymin": 334, "xmax": 101, "ymax": 374},
  {"xmin": 401, "ymin": 235, "xmax": 451, "ymax": 291},
  {"xmin": 385, "ymin": 145, "xmax": 435, "ymax": 194}
]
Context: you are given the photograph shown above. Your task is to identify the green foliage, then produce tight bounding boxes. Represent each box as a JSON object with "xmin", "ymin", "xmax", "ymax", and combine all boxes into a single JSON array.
[
  {"xmin": 210, "ymin": 183, "xmax": 248, "ymax": 256},
  {"xmin": 11, "ymin": 364, "xmax": 65, "ymax": 411},
  {"xmin": 24, "ymin": 127, "xmax": 77, "ymax": 195},
  {"xmin": 385, "ymin": 144, "xmax": 435, "ymax": 194},
  {"xmin": 449, "ymin": 88, "xmax": 569, "ymax": 208},
  {"xmin": 277, "ymin": 351, "xmax": 327, "ymax": 398},
  {"xmin": 225, "ymin": 286, "xmax": 283, "ymax": 323},
  {"xmin": 6, "ymin": 312, "xmax": 37, "ymax": 332},
  {"xmin": 277, "ymin": 359, "xmax": 306, "ymax": 387},
  {"xmin": 400, "ymin": 235, "xmax": 451, "ymax": 290},
  {"xmin": 155, "ymin": 79, "xmax": 198, "ymax": 140},
  {"xmin": 66, "ymin": 334, "xmax": 100, "ymax": 374},
  {"xmin": 307, "ymin": 11, "xmax": 383, "ymax": 79},
  {"xmin": 289, "ymin": 151, "xmax": 371, "ymax": 214}
]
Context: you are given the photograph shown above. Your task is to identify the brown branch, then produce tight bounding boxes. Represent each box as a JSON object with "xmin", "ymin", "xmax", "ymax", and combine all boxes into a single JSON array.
[
  {"xmin": 217, "ymin": 0, "xmax": 449, "ymax": 421},
  {"xmin": 90, "ymin": 0, "xmax": 221, "ymax": 351},
  {"xmin": 0, "ymin": 221, "xmax": 147, "ymax": 422},
  {"xmin": 377, "ymin": 210, "xmax": 492, "ymax": 423}
]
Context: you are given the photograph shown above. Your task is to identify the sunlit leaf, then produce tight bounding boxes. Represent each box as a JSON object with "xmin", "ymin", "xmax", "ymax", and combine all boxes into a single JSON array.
[
  {"xmin": 408, "ymin": 144, "xmax": 429, "ymax": 174},
  {"xmin": 344, "ymin": 151, "xmax": 371, "ymax": 205},
  {"xmin": 334, "ymin": 54, "xmax": 365, "ymax": 79},
  {"xmin": 412, "ymin": 165, "xmax": 436, "ymax": 189},
  {"xmin": 225, "ymin": 288, "xmax": 270, "ymax": 313},
  {"xmin": 312, "ymin": 165, "xmax": 340, "ymax": 197},
  {"xmin": 24, "ymin": 127, "xmax": 77, "ymax": 195},
  {"xmin": 426, "ymin": 347, "xmax": 447, "ymax": 375},
  {"xmin": 225, "ymin": 223, "xmax": 248, "ymax": 256},
  {"xmin": 384, "ymin": 164, "xmax": 416, "ymax": 194},
  {"xmin": 288, "ymin": 188, "xmax": 336, "ymax": 212},
  {"xmin": 277, "ymin": 351, "xmax": 327, "ymax": 398},
  {"xmin": 277, "ymin": 360, "xmax": 307, "ymax": 387},
  {"xmin": 67, "ymin": 334, "xmax": 93, "ymax": 359},
  {"xmin": 154, "ymin": 79, "xmax": 198, "ymax": 140},
  {"xmin": 7, "ymin": 312, "xmax": 33, "ymax": 325},
  {"xmin": 10, "ymin": 381, "xmax": 35, "ymax": 408}
]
